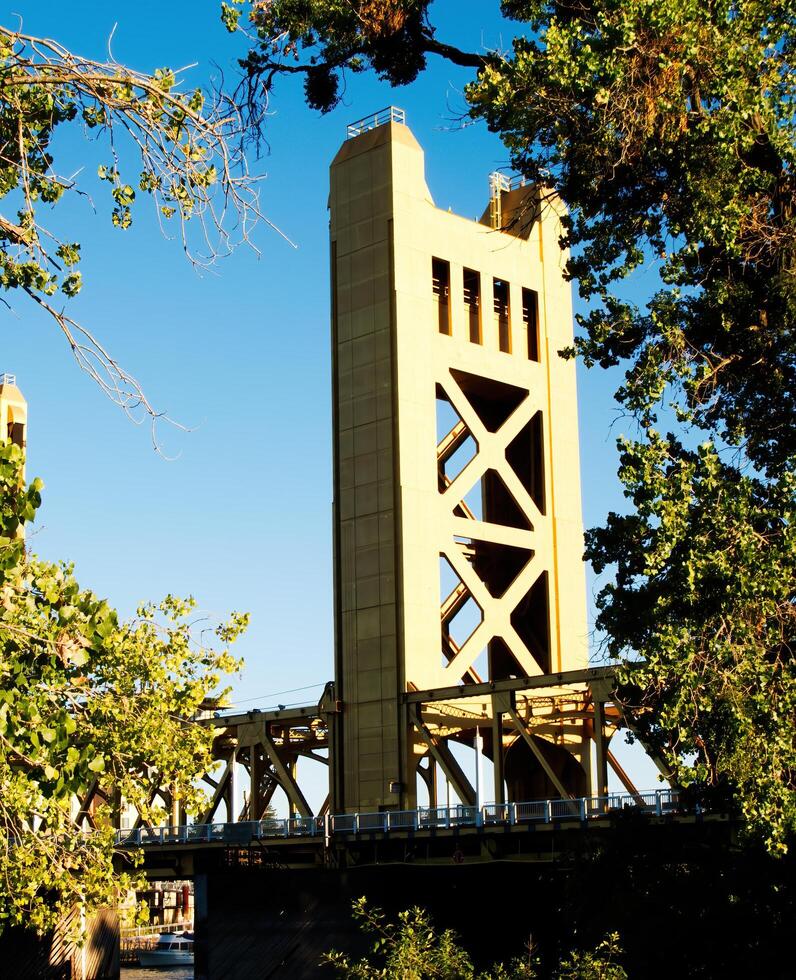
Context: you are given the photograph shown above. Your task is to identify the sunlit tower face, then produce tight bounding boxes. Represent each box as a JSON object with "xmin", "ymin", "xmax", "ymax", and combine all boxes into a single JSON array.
[{"xmin": 329, "ymin": 110, "xmax": 591, "ymax": 815}]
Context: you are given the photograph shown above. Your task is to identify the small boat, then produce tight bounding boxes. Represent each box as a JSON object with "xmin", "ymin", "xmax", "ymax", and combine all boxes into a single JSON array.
[{"xmin": 138, "ymin": 931, "xmax": 194, "ymax": 968}]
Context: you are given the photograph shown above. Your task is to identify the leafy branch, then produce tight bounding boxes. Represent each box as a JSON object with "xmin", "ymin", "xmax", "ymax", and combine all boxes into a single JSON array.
[{"xmin": 0, "ymin": 23, "xmax": 287, "ymax": 447}]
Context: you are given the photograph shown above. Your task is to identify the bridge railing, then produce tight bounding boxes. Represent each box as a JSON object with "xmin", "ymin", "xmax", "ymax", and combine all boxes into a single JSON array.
[{"xmin": 115, "ymin": 789, "xmax": 686, "ymax": 848}]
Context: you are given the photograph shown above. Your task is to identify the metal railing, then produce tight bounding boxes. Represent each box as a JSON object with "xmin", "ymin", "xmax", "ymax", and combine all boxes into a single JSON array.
[
  {"xmin": 0, "ymin": 373, "xmax": 16, "ymax": 386},
  {"xmin": 346, "ymin": 106, "xmax": 406, "ymax": 139},
  {"xmin": 116, "ymin": 790, "xmax": 690, "ymax": 848},
  {"xmin": 489, "ymin": 172, "xmax": 529, "ymax": 194}
]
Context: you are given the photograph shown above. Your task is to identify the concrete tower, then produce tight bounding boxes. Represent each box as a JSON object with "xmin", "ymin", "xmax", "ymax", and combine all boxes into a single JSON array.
[{"xmin": 330, "ymin": 110, "xmax": 605, "ymax": 816}]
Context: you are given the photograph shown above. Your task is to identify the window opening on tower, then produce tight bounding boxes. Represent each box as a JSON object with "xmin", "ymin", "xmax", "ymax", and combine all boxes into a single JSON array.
[
  {"xmin": 494, "ymin": 278, "xmax": 511, "ymax": 353},
  {"xmin": 6, "ymin": 408, "xmax": 23, "ymax": 448},
  {"xmin": 463, "ymin": 268, "xmax": 481, "ymax": 344},
  {"xmin": 432, "ymin": 257, "xmax": 451, "ymax": 335},
  {"xmin": 522, "ymin": 288, "xmax": 540, "ymax": 361}
]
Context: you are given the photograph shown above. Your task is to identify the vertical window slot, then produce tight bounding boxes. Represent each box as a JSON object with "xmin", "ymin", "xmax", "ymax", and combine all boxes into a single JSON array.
[
  {"xmin": 494, "ymin": 279, "xmax": 511, "ymax": 353},
  {"xmin": 432, "ymin": 257, "xmax": 451, "ymax": 335},
  {"xmin": 6, "ymin": 408, "xmax": 24, "ymax": 448},
  {"xmin": 522, "ymin": 288, "xmax": 539, "ymax": 361},
  {"xmin": 463, "ymin": 268, "xmax": 481, "ymax": 344}
]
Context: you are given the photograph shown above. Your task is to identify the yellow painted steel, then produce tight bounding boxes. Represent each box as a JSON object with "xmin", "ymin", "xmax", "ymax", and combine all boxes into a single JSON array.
[{"xmin": 333, "ymin": 115, "xmax": 591, "ymax": 812}]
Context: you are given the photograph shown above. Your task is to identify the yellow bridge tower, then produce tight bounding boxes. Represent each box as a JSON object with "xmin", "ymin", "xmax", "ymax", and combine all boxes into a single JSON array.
[
  {"xmin": 0, "ymin": 372, "xmax": 27, "ymax": 460},
  {"xmin": 329, "ymin": 109, "xmax": 617, "ymax": 816}
]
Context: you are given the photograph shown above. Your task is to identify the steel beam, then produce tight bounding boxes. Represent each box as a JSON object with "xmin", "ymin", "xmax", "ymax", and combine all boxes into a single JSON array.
[
  {"xmin": 607, "ymin": 749, "xmax": 643, "ymax": 801},
  {"xmin": 506, "ymin": 704, "xmax": 572, "ymax": 800},
  {"xmin": 616, "ymin": 708, "xmax": 675, "ymax": 784},
  {"xmin": 249, "ymin": 745, "xmax": 265, "ymax": 820},
  {"xmin": 261, "ymin": 731, "xmax": 313, "ymax": 818},
  {"xmin": 491, "ymin": 699, "xmax": 505, "ymax": 805},
  {"xmin": 199, "ymin": 759, "xmax": 233, "ymax": 824},
  {"xmin": 206, "ymin": 704, "xmax": 322, "ymax": 730},
  {"xmin": 593, "ymin": 700, "xmax": 609, "ymax": 799},
  {"xmin": 412, "ymin": 716, "xmax": 476, "ymax": 807},
  {"xmin": 403, "ymin": 666, "xmax": 615, "ymax": 706},
  {"xmin": 74, "ymin": 779, "xmax": 101, "ymax": 829}
]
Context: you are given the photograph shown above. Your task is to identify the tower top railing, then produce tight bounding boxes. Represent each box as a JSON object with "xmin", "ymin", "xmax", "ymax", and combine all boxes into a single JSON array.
[
  {"xmin": 488, "ymin": 172, "xmax": 532, "ymax": 228},
  {"xmin": 346, "ymin": 106, "xmax": 406, "ymax": 139},
  {"xmin": 489, "ymin": 172, "xmax": 529, "ymax": 194},
  {"xmin": 0, "ymin": 373, "xmax": 16, "ymax": 386}
]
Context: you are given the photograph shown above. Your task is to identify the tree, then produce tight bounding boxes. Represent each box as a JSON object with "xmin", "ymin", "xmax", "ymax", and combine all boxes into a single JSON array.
[
  {"xmin": 0, "ymin": 438, "xmax": 246, "ymax": 934},
  {"xmin": 0, "ymin": 23, "xmax": 270, "ymax": 442},
  {"xmin": 226, "ymin": 0, "xmax": 796, "ymax": 852},
  {"xmin": 322, "ymin": 898, "xmax": 626, "ymax": 979}
]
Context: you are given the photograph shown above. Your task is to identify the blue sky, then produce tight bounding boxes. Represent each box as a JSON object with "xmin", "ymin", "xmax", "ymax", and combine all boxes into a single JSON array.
[{"xmin": 2, "ymin": 2, "xmax": 660, "ymax": 797}]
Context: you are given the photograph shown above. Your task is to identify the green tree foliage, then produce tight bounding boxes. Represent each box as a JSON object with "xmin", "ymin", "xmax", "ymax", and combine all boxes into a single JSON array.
[
  {"xmin": 0, "ymin": 24, "xmax": 262, "ymax": 431},
  {"xmin": 0, "ymin": 439, "xmax": 246, "ymax": 933},
  {"xmin": 323, "ymin": 898, "xmax": 626, "ymax": 979},
  {"xmin": 229, "ymin": 1, "xmax": 796, "ymax": 852}
]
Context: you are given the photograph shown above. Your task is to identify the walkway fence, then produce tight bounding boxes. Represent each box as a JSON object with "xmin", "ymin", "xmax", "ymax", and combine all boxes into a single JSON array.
[{"xmin": 115, "ymin": 789, "xmax": 690, "ymax": 847}]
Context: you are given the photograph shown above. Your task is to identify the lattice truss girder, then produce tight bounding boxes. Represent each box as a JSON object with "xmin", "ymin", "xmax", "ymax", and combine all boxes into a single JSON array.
[
  {"xmin": 412, "ymin": 685, "xmax": 652, "ymax": 805},
  {"xmin": 435, "ymin": 366, "xmax": 553, "ymax": 689},
  {"xmin": 201, "ymin": 717, "xmax": 329, "ymax": 823},
  {"xmin": 70, "ymin": 712, "xmax": 330, "ymax": 830}
]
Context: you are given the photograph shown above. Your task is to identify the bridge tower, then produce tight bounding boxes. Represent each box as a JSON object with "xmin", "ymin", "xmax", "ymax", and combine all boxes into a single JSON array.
[
  {"xmin": 329, "ymin": 109, "xmax": 613, "ymax": 816},
  {"xmin": 0, "ymin": 373, "xmax": 27, "ymax": 457}
]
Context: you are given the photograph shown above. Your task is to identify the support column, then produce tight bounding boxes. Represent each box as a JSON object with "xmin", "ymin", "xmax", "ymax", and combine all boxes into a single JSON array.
[
  {"xmin": 492, "ymin": 708, "xmax": 505, "ymax": 805},
  {"xmin": 250, "ymin": 745, "xmax": 265, "ymax": 820},
  {"xmin": 428, "ymin": 756, "xmax": 438, "ymax": 807},
  {"xmin": 227, "ymin": 748, "xmax": 237, "ymax": 823},
  {"xmin": 593, "ymin": 700, "xmax": 608, "ymax": 799}
]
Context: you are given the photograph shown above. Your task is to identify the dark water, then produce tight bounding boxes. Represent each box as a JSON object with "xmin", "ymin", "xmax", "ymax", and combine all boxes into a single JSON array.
[{"xmin": 121, "ymin": 970, "xmax": 192, "ymax": 979}]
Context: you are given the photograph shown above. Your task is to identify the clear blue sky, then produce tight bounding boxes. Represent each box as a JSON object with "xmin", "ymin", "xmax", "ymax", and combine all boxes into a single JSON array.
[{"xmin": 3, "ymin": 2, "xmax": 659, "ymax": 796}]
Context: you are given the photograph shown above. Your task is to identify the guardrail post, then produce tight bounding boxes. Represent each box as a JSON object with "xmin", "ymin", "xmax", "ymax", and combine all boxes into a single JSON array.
[
  {"xmin": 655, "ymin": 790, "xmax": 663, "ymax": 817},
  {"xmin": 354, "ymin": 813, "xmax": 360, "ymax": 834},
  {"xmin": 509, "ymin": 803, "xmax": 516, "ymax": 826},
  {"xmin": 579, "ymin": 797, "xmax": 587, "ymax": 822},
  {"xmin": 544, "ymin": 800, "xmax": 551, "ymax": 824}
]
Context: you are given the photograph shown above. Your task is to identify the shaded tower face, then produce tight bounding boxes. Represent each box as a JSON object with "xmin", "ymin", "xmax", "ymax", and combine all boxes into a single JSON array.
[{"xmin": 330, "ymin": 112, "xmax": 588, "ymax": 814}]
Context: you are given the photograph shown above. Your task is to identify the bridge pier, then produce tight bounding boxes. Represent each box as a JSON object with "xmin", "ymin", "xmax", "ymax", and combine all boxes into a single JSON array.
[{"xmin": 192, "ymin": 862, "xmax": 567, "ymax": 980}]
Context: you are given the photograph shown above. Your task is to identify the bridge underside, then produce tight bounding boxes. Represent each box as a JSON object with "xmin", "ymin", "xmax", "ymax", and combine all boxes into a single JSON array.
[
  {"xmin": 180, "ymin": 817, "xmax": 753, "ymax": 980},
  {"xmin": 129, "ymin": 807, "xmax": 730, "ymax": 880}
]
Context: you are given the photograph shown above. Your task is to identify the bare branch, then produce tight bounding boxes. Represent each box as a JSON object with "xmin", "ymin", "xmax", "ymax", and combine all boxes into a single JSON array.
[{"xmin": 0, "ymin": 25, "xmax": 292, "ymax": 445}]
